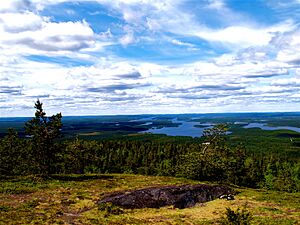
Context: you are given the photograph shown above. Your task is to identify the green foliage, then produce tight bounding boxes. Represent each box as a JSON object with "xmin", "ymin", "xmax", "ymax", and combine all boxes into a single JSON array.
[
  {"xmin": 242, "ymin": 157, "xmax": 263, "ymax": 188},
  {"xmin": 263, "ymin": 161, "xmax": 300, "ymax": 192},
  {"xmin": 264, "ymin": 163, "xmax": 275, "ymax": 190},
  {"xmin": 228, "ymin": 125, "xmax": 299, "ymax": 160},
  {"xmin": 60, "ymin": 137, "xmax": 88, "ymax": 174},
  {"xmin": 0, "ymin": 176, "xmax": 50, "ymax": 194},
  {"xmin": 0, "ymin": 107, "xmax": 299, "ymax": 192},
  {"xmin": 0, "ymin": 129, "xmax": 31, "ymax": 175},
  {"xmin": 25, "ymin": 99, "xmax": 62, "ymax": 174},
  {"xmin": 178, "ymin": 124, "xmax": 247, "ymax": 184},
  {"xmin": 221, "ymin": 205, "xmax": 253, "ymax": 225},
  {"xmin": 98, "ymin": 202, "xmax": 124, "ymax": 217},
  {"xmin": 203, "ymin": 123, "xmax": 228, "ymax": 149},
  {"xmin": 0, "ymin": 205, "xmax": 12, "ymax": 212}
]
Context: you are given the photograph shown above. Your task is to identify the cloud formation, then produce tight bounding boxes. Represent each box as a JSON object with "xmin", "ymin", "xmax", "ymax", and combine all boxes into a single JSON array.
[{"xmin": 0, "ymin": 0, "xmax": 300, "ymax": 116}]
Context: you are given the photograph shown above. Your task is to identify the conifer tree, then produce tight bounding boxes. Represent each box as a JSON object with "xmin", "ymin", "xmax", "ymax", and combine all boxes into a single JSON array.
[{"xmin": 25, "ymin": 99, "xmax": 62, "ymax": 174}]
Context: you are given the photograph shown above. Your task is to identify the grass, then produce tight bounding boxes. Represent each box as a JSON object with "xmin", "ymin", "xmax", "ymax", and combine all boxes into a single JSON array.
[{"xmin": 0, "ymin": 174, "xmax": 299, "ymax": 224}]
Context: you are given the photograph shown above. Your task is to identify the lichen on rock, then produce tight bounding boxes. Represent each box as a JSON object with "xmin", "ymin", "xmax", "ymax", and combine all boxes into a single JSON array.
[{"xmin": 98, "ymin": 184, "xmax": 233, "ymax": 209}]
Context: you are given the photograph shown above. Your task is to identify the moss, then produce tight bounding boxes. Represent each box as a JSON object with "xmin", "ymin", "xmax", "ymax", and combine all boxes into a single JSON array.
[
  {"xmin": 0, "ymin": 205, "xmax": 12, "ymax": 212},
  {"xmin": 0, "ymin": 174, "xmax": 299, "ymax": 225}
]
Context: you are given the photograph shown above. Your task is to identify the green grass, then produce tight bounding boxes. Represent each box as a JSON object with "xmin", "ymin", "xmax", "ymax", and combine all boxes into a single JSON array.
[{"xmin": 0, "ymin": 174, "xmax": 299, "ymax": 224}]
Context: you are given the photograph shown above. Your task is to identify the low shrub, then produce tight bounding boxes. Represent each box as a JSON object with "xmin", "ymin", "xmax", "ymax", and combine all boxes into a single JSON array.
[{"xmin": 220, "ymin": 205, "xmax": 253, "ymax": 225}]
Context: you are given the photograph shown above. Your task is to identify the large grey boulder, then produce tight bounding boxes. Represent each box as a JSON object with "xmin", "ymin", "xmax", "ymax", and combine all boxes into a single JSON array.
[{"xmin": 98, "ymin": 184, "xmax": 233, "ymax": 209}]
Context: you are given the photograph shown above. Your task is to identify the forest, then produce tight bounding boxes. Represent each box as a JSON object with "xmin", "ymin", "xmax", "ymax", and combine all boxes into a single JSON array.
[{"xmin": 1, "ymin": 100, "xmax": 299, "ymax": 193}]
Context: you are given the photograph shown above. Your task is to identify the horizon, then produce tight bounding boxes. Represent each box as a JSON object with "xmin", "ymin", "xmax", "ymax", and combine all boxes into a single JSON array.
[
  {"xmin": 2, "ymin": 111, "xmax": 300, "ymax": 119},
  {"xmin": 1, "ymin": 0, "xmax": 300, "ymax": 117}
]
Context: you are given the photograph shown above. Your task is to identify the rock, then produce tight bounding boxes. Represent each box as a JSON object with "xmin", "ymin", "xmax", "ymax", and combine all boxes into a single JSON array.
[
  {"xmin": 226, "ymin": 194, "xmax": 235, "ymax": 200},
  {"xmin": 98, "ymin": 184, "xmax": 233, "ymax": 209},
  {"xmin": 219, "ymin": 194, "xmax": 235, "ymax": 200}
]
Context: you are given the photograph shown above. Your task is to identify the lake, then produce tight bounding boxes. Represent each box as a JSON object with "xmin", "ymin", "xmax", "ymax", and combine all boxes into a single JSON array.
[
  {"xmin": 143, "ymin": 121, "xmax": 300, "ymax": 137},
  {"xmin": 142, "ymin": 118, "xmax": 212, "ymax": 137},
  {"xmin": 3, "ymin": 113, "xmax": 300, "ymax": 138},
  {"xmin": 243, "ymin": 123, "xmax": 300, "ymax": 133}
]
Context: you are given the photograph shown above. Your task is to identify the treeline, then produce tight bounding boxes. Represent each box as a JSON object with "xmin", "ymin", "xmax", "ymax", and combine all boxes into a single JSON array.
[
  {"xmin": 1, "ymin": 130, "xmax": 299, "ymax": 192},
  {"xmin": 0, "ymin": 101, "xmax": 299, "ymax": 192}
]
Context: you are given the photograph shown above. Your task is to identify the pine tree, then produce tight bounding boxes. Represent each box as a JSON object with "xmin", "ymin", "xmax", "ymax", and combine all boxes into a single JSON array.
[{"xmin": 25, "ymin": 100, "xmax": 62, "ymax": 174}]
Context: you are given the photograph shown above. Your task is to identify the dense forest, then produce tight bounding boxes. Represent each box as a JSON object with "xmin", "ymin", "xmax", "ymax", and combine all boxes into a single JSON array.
[{"xmin": 0, "ymin": 101, "xmax": 299, "ymax": 192}]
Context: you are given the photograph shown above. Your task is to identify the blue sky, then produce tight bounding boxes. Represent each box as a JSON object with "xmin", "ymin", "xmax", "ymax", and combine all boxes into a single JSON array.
[{"xmin": 0, "ymin": 0, "xmax": 300, "ymax": 116}]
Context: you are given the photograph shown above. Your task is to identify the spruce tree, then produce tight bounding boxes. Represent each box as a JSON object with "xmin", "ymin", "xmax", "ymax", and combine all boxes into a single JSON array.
[{"xmin": 25, "ymin": 100, "xmax": 62, "ymax": 174}]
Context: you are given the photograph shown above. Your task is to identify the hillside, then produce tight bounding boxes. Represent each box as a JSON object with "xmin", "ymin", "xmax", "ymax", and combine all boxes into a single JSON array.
[{"xmin": 0, "ymin": 174, "xmax": 299, "ymax": 225}]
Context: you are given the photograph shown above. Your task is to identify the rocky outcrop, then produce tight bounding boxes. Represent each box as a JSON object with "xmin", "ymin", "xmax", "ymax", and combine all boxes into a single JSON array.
[{"xmin": 98, "ymin": 184, "xmax": 233, "ymax": 209}]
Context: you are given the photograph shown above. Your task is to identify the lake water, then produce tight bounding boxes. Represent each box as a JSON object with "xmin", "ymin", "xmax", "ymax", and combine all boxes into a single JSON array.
[
  {"xmin": 243, "ymin": 123, "xmax": 300, "ymax": 133},
  {"xmin": 144, "ymin": 121, "xmax": 300, "ymax": 137},
  {"xmin": 142, "ymin": 118, "xmax": 212, "ymax": 137}
]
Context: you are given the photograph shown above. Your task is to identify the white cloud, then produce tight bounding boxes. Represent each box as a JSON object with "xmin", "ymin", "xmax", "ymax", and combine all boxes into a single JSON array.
[
  {"xmin": 274, "ymin": 29, "xmax": 300, "ymax": 63},
  {"xmin": 196, "ymin": 26, "xmax": 271, "ymax": 47},
  {"xmin": 1, "ymin": 0, "xmax": 300, "ymax": 116},
  {"xmin": 146, "ymin": 17, "xmax": 161, "ymax": 31},
  {"xmin": 206, "ymin": 0, "xmax": 225, "ymax": 10},
  {"xmin": 21, "ymin": 0, "xmax": 295, "ymax": 49},
  {"xmin": 0, "ymin": 0, "xmax": 34, "ymax": 13},
  {"xmin": 97, "ymin": 0, "xmax": 297, "ymax": 51},
  {"xmin": 1, "ymin": 19, "xmax": 95, "ymax": 52},
  {"xmin": 122, "ymin": 6, "xmax": 145, "ymax": 24},
  {"xmin": 171, "ymin": 39, "xmax": 194, "ymax": 48},
  {"xmin": 0, "ymin": 12, "xmax": 43, "ymax": 33},
  {"xmin": 271, "ymin": 77, "xmax": 300, "ymax": 86},
  {"xmin": 119, "ymin": 26, "xmax": 135, "ymax": 46},
  {"xmin": 195, "ymin": 19, "xmax": 295, "ymax": 48},
  {"xmin": 0, "ymin": 8, "xmax": 100, "ymax": 64}
]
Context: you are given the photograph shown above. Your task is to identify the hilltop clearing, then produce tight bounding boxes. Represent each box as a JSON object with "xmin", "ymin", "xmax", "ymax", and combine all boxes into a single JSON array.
[{"xmin": 0, "ymin": 174, "xmax": 299, "ymax": 225}]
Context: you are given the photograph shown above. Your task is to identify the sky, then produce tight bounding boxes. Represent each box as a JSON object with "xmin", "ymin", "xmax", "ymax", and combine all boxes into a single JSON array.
[{"xmin": 0, "ymin": 0, "xmax": 300, "ymax": 117}]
